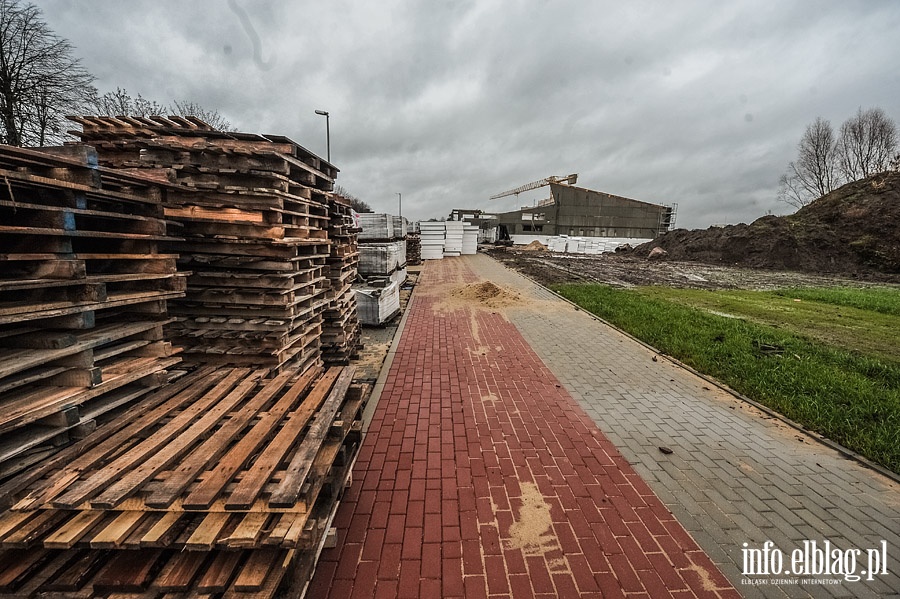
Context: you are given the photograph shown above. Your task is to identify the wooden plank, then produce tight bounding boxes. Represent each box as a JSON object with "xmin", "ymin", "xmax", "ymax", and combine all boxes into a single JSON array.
[
  {"xmin": 222, "ymin": 367, "xmax": 342, "ymax": 510},
  {"xmin": 7, "ymin": 366, "xmax": 222, "ymax": 511},
  {"xmin": 143, "ymin": 369, "xmax": 296, "ymax": 508},
  {"xmin": 153, "ymin": 551, "xmax": 207, "ymax": 592},
  {"xmin": 0, "ymin": 510, "xmax": 36, "ymax": 542},
  {"xmin": 269, "ymin": 366, "xmax": 355, "ymax": 507},
  {"xmin": 51, "ymin": 368, "xmax": 251, "ymax": 509},
  {"xmin": 42, "ymin": 510, "xmax": 106, "ymax": 549},
  {"xmin": 90, "ymin": 511, "xmax": 146, "ymax": 548},
  {"xmin": 195, "ymin": 550, "xmax": 242, "ymax": 594},
  {"xmin": 231, "ymin": 548, "xmax": 278, "ymax": 592},
  {"xmin": 181, "ymin": 366, "xmax": 324, "ymax": 510},
  {"xmin": 1, "ymin": 510, "xmax": 66, "ymax": 548},
  {"xmin": 92, "ymin": 549, "xmax": 163, "ymax": 593},
  {"xmin": 89, "ymin": 370, "xmax": 264, "ymax": 509},
  {"xmin": 221, "ymin": 550, "xmax": 294, "ymax": 599},
  {"xmin": 184, "ymin": 512, "xmax": 231, "ymax": 550},
  {"xmin": 139, "ymin": 512, "xmax": 183, "ymax": 548},
  {"xmin": 263, "ymin": 513, "xmax": 303, "ymax": 547},
  {"xmin": 222, "ymin": 512, "xmax": 269, "ymax": 548},
  {"xmin": 43, "ymin": 549, "xmax": 108, "ymax": 592},
  {"xmin": 0, "ymin": 547, "xmax": 52, "ymax": 591}
]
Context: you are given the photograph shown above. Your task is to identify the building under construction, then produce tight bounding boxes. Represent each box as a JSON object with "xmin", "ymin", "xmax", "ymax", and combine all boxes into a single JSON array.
[{"xmin": 452, "ymin": 175, "xmax": 676, "ymax": 241}]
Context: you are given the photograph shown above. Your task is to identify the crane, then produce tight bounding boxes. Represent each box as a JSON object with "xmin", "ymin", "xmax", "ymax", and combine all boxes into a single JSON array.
[{"xmin": 489, "ymin": 174, "xmax": 578, "ymax": 200}]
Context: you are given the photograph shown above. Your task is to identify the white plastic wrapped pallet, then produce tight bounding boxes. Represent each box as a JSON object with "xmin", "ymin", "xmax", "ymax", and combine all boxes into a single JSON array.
[{"xmin": 355, "ymin": 280, "xmax": 401, "ymax": 325}]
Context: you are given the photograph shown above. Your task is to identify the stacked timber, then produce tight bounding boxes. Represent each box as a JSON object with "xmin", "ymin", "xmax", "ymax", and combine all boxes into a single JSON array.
[
  {"xmin": 0, "ymin": 364, "xmax": 367, "ymax": 598},
  {"xmin": 321, "ymin": 195, "xmax": 361, "ymax": 364},
  {"xmin": 70, "ymin": 115, "xmax": 347, "ymax": 373},
  {"xmin": 0, "ymin": 144, "xmax": 183, "ymax": 479}
]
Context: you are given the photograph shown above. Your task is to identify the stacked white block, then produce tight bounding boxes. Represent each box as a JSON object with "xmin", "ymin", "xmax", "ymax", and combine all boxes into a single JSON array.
[
  {"xmin": 358, "ymin": 240, "xmax": 407, "ymax": 275},
  {"xmin": 462, "ymin": 224, "xmax": 479, "ymax": 255},
  {"xmin": 358, "ymin": 213, "xmax": 393, "ymax": 240},
  {"xmin": 355, "ymin": 280, "xmax": 401, "ymax": 325},
  {"xmin": 391, "ymin": 216, "xmax": 408, "ymax": 239},
  {"xmin": 419, "ymin": 221, "xmax": 446, "ymax": 260},
  {"xmin": 444, "ymin": 221, "xmax": 464, "ymax": 257}
]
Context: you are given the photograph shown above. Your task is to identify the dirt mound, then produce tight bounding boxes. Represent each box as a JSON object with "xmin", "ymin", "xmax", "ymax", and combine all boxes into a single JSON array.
[
  {"xmin": 450, "ymin": 281, "xmax": 522, "ymax": 308},
  {"xmin": 634, "ymin": 172, "xmax": 900, "ymax": 276},
  {"xmin": 520, "ymin": 240, "xmax": 548, "ymax": 251}
]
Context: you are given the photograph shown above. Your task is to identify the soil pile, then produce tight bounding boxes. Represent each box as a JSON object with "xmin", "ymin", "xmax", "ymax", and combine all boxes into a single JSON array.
[
  {"xmin": 521, "ymin": 240, "xmax": 548, "ymax": 251},
  {"xmin": 450, "ymin": 281, "xmax": 522, "ymax": 308},
  {"xmin": 634, "ymin": 172, "xmax": 900, "ymax": 276}
]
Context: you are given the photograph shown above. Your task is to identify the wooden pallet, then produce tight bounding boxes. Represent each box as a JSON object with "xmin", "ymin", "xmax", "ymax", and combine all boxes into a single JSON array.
[
  {"xmin": 0, "ymin": 145, "xmax": 183, "ymax": 477},
  {"xmin": 0, "ymin": 364, "xmax": 366, "ymax": 599}
]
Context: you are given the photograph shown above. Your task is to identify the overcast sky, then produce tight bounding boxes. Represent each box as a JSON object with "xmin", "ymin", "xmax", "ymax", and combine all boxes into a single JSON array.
[{"xmin": 36, "ymin": 0, "xmax": 900, "ymax": 229}]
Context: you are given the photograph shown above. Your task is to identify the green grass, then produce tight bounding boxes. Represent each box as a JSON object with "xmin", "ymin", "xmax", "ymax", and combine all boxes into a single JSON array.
[
  {"xmin": 772, "ymin": 287, "xmax": 900, "ymax": 317},
  {"xmin": 553, "ymin": 284, "xmax": 900, "ymax": 474}
]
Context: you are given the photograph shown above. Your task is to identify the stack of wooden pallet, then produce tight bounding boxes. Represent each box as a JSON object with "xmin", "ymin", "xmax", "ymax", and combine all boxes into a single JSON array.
[
  {"xmin": 70, "ymin": 116, "xmax": 346, "ymax": 373},
  {"xmin": 0, "ymin": 145, "xmax": 183, "ymax": 480},
  {"xmin": 0, "ymin": 364, "xmax": 366, "ymax": 598},
  {"xmin": 321, "ymin": 195, "xmax": 361, "ymax": 365}
]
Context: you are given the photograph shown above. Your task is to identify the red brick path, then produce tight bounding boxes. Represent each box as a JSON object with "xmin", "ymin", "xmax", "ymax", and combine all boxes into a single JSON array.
[{"xmin": 310, "ymin": 259, "xmax": 738, "ymax": 598}]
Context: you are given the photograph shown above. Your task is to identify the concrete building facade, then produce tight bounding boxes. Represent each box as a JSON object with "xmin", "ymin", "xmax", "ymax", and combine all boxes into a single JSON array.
[{"xmin": 495, "ymin": 183, "xmax": 674, "ymax": 238}]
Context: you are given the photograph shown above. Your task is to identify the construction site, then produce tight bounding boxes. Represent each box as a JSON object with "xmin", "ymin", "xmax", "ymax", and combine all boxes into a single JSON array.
[{"xmin": 0, "ymin": 118, "xmax": 898, "ymax": 599}]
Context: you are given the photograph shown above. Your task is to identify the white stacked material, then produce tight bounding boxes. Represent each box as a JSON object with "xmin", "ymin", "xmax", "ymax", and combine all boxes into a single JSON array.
[
  {"xmin": 542, "ymin": 236, "xmax": 654, "ymax": 254},
  {"xmin": 355, "ymin": 280, "xmax": 401, "ymax": 325},
  {"xmin": 391, "ymin": 216, "xmax": 408, "ymax": 239},
  {"xmin": 358, "ymin": 213, "xmax": 393, "ymax": 240},
  {"xmin": 444, "ymin": 220, "xmax": 464, "ymax": 256},
  {"xmin": 419, "ymin": 221, "xmax": 445, "ymax": 260},
  {"xmin": 547, "ymin": 237, "xmax": 568, "ymax": 252},
  {"xmin": 358, "ymin": 240, "xmax": 406, "ymax": 275},
  {"xmin": 390, "ymin": 267, "xmax": 407, "ymax": 287},
  {"xmin": 462, "ymin": 225, "xmax": 479, "ymax": 255}
]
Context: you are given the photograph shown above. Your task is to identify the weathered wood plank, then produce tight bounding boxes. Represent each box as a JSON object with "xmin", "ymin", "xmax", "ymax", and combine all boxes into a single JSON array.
[{"xmin": 221, "ymin": 368, "xmax": 341, "ymax": 510}]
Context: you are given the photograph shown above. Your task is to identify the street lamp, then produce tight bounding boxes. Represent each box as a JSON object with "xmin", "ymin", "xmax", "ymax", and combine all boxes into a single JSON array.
[
  {"xmin": 397, "ymin": 192, "xmax": 402, "ymax": 218},
  {"xmin": 314, "ymin": 110, "xmax": 330, "ymax": 163}
]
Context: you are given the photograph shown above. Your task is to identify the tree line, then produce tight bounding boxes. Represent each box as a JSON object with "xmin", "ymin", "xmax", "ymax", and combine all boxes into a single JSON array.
[
  {"xmin": 0, "ymin": 0, "xmax": 232, "ymax": 147},
  {"xmin": 779, "ymin": 107, "xmax": 898, "ymax": 208}
]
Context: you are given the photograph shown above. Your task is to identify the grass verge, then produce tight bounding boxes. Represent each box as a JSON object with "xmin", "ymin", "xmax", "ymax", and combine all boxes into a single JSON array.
[{"xmin": 553, "ymin": 284, "xmax": 900, "ymax": 474}]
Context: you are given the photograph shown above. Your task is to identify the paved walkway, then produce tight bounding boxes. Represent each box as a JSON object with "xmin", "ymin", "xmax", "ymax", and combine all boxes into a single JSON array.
[{"xmin": 310, "ymin": 255, "xmax": 900, "ymax": 598}]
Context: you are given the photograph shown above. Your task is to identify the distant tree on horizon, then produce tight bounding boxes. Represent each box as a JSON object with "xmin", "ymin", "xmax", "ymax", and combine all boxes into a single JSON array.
[
  {"xmin": 91, "ymin": 88, "xmax": 235, "ymax": 131},
  {"xmin": 334, "ymin": 185, "xmax": 372, "ymax": 213},
  {"xmin": 779, "ymin": 107, "xmax": 897, "ymax": 209}
]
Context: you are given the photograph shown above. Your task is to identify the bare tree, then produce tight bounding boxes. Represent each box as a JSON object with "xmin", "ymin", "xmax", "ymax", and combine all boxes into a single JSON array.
[
  {"xmin": 171, "ymin": 100, "xmax": 234, "ymax": 131},
  {"xmin": 92, "ymin": 88, "xmax": 235, "ymax": 131},
  {"xmin": 92, "ymin": 87, "xmax": 166, "ymax": 117},
  {"xmin": 778, "ymin": 117, "xmax": 839, "ymax": 208},
  {"xmin": 836, "ymin": 107, "xmax": 897, "ymax": 180},
  {"xmin": 0, "ymin": 0, "xmax": 95, "ymax": 146},
  {"xmin": 334, "ymin": 185, "xmax": 373, "ymax": 213}
]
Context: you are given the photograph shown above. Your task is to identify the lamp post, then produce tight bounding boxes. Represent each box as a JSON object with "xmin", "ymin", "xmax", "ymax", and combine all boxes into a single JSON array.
[
  {"xmin": 397, "ymin": 192, "xmax": 402, "ymax": 218},
  {"xmin": 314, "ymin": 110, "xmax": 330, "ymax": 163}
]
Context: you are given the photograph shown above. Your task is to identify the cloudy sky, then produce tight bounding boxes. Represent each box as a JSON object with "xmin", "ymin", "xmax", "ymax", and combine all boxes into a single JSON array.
[{"xmin": 36, "ymin": 0, "xmax": 900, "ymax": 228}]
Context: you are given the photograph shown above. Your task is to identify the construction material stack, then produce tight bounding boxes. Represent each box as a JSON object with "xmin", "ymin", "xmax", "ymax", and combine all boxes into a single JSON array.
[
  {"xmin": 462, "ymin": 224, "xmax": 479, "ymax": 254},
  {"xmin": 418, "ymin": 221, "xmax": 446, "ymax": 260},
  {"xmin": 443, "ymin": 220, "xmax": 464, "ymax": 256},
  {"xmin": 70, "ymin": 116, "xmax": 344, "ymax": 373},
  {"xmin": 354, "ymin": 213, "xmax": 406, "ymax": 325},
  {"xmin": 0, "ymin": 145, "xmax": 183, "ymax": 480},
  {"xmin": 321, "ymin": 194, "xmax": 361, "ymax": 364}
]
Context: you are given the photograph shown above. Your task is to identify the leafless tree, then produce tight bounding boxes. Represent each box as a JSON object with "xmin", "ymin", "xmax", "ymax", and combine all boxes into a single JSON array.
[
  {"xmin": 171, "ymin": 100, "xmax": 234, "ymax": 131},
  {"xmin": 0, "ymin": 0, "xmax": 95, "ymax": 146},
  {"xmin": 92, "ymin": 88, "xmax": 235, "ymax": 131},
  {"xmin": 836, "ymin": 107, "xmax": 897, "ymax": 180},
  {"xmin": 778, "ymin": 117, "xmax": 839, "ymax": 209},
  {"xmin": 334, "ymin": 185, "xmax": 373, "ymax": 213}
]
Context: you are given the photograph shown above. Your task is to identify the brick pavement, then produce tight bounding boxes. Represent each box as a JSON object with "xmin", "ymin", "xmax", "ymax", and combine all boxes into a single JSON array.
[
  {"xmin": 467, "ymin": 253, "xmax": 900, "ymax": 599},
  {"xmin": 310, "ymin": 257, "xmax": 739, "ymax": 598}
]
